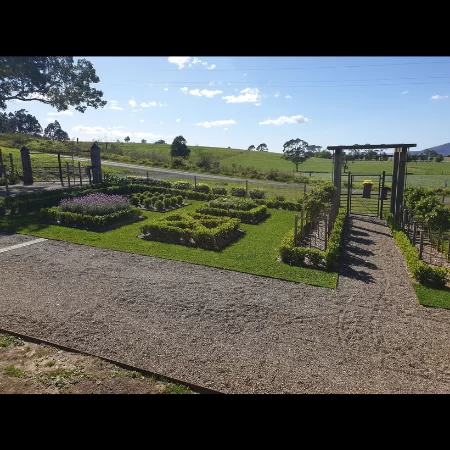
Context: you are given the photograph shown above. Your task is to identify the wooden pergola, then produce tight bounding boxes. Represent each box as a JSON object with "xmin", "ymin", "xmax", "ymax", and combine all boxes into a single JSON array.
[{"xmin": 326, "ymin": 143, "xmax": 417, "ymax": 220}]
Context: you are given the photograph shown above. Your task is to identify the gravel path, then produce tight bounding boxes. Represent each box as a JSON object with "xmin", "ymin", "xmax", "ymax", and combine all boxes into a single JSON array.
[{"xmin": 1, "ymin": 215, "xmax": 450, "ymax": 393}]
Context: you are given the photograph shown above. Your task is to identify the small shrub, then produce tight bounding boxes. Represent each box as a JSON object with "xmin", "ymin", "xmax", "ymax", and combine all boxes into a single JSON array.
[
  {"xmin": 195, "ymin": 183, "xmax": 211, "ymax": 193},
  {"xmin": 176, "ymin": 195, "xmax": 184, "ymax": 205},
  {"xmin": 164, "ymin": 194, "xmax": 172, "ymax": 199},
  {"xmin": 154, "ymin": 200, "xmax": 164, "ymax": 211},
  {"xmin": 231, "ymin": 187, "xmax": 247, "ymax": 197},
  {"xmin": 173, "ymin": 181, "xmax": 192, "ymax": 190},
  {"xmin": 170, "ymin": 197, "xmax": 178, "ymax": 207},
  {"xmin": 275, "ymin": 195, "xmax": 285, "ymax": 202},
  {"xmin": 249, "ymin": 188, "xmax": 265, "ymax": 199},
  {"xmin": 157, "ymin": 194, "xmax": 165, "ymax": 201},
  {"xmin": 164, "ymin": 198, "xmax": 172, "ymax": 209},
  {"xmin": 212, "ymin": 187, "xmax": 227, "ymax": 195},
  {"xmin": 171, "ymin": 158, "xmax": 185, "ymax": 169}
]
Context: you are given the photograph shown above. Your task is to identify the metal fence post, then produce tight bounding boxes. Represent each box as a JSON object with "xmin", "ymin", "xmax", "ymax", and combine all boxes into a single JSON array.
[
  {"xmin": 78, "ymin": 162, "xmax": 82, "ymax": 185},
  {"xmin": 412, "ymin": 221, "xmax": 417, "ymax": 246},
  {"xmin": 66, "ymin": 162, "xmax": 71, "ymax": 187},
  {"xmin": 419, "ymin": 231, "xmax": 424, "ymax": 260},
  {"xmin": 324, "ymin": 215, "xmax": 328, "ymax": 249}
]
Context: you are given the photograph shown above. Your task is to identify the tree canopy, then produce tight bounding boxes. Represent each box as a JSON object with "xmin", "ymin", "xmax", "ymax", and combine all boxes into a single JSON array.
[
  {"xmin": 248, "ymin": 145, "xmax": 255, "ymax": 151},
  {"xmin": 44, "ymin": 120, "xmax": 69, "ymax": 141},
  {"xmin": 171, "ymin": 135, "xmax": 190, "ymax": 158},
  {"xmin": 0, "ymin": 109, "xmax": 42, "ymax": 136},
  {"xmin": 0, "ymin": 57, "xmax": 107, "ymax": 113},
  {"xmin": 256, "ymin": 143, "xmax": 268, "ymax": 152},
  {"xmin": 155, "ymin": 139, "xmax": 166, "ymax": 144},
  {"xmin": 282, "ymin": 138, "xmax": 310, "ymax": 171},
  {"xmin": 124, "ymin": 136, "xmax": 130, "ymax": 143}
]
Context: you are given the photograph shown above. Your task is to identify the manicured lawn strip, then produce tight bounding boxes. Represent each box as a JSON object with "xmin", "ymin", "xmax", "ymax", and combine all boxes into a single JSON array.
[
  {"xmin": 413, "ymin": 283, "xmax": 450, "ymax": 309},
  {"xmin": 0, "ymin": 201, "xmax": 337, "ymax": 288}
]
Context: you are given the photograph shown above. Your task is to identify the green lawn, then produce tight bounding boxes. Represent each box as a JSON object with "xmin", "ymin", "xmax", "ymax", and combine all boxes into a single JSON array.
[
  {"xmin": 0, "ymin": 201, "xmax": 337, "ymax": 288},
  {"xmin": 413, "ymin": 284, "xmax": 450, "ymax": 309}
]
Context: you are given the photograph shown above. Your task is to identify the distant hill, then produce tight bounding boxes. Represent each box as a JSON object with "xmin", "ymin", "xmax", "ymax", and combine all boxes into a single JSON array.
[{"xmin": 411, "ymin": 142, "xmax": 450, "ymax": 156}]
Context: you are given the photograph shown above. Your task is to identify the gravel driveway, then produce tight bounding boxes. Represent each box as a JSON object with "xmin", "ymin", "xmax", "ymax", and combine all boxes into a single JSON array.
[{"xmin": 1, "ymin": 215, "xmax": 450, "ymax": 393}]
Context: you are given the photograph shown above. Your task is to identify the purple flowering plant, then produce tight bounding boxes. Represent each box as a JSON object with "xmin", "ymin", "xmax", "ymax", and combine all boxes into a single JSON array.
[{"xmin": 58, "ymin": 193, "xmax": 131, "ymax": 216}]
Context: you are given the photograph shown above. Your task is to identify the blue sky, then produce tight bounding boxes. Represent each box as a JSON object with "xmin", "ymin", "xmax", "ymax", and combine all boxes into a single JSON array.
[{"xmin": 6, "ymin": 56, "xmax": 450, "ymax": 153}]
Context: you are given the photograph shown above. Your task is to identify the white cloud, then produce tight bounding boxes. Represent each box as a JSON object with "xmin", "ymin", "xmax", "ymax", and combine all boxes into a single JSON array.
[
  {"xmin": 129, "ymin": 98, "xmax": 137, "ymax": 107},
  {"xmin": 285, "ymin": 95, "xmax": 292, "ymax": 99},
  {"xmin": 169, "ymin": 56, "xmax": 215, "ymax": 70},
  {"xmin": 160, "ymin": 121, "xmax": 164, "ymax": 124},
  {"xmin": 140, "ymin": 119, "xmax": 144, "ymax": 123},
  {"xmin": 72, "ymin": 125, "xmax": 163, "ymax": 140},
  {"xmin": 164, "ymin": 88, "xmax": 169, "ymax": 91},
  {"xmin": 195, "ymin": 119, "xmax": 237, "ymax": 128},
  {"xmin": 222, "ymin": 87, "xmax": 261, "ymax": 104},
  {"xmin": 140, "ymin": 101, "xmax": 157, "ymax": 107},
  {"xmin": 110, "ymin": 105, "xmax": 124, "ymax": 110},
  {"xmin": 47, "ymin": 110, "xmax": 73, "ymax": 116},
  {"xmin": 209, "ymin": 81, "xmax": 215, "ymax": 86},
  {"xmin": 158, "ymin": 102, "xmax": 168, "ymax": 107},
  {"xmin": 401, "ymin": 90, "xmax": 408, "ymax": 94},
  {"xmin": 243, "ymin": 73, "xmax": 247, "ymax": 77},
  {"xmin": 274, "ymin": 92, "xmax": 280, "ymax": 98},
  {"xmin": 168, "ymin": 57, "xmax": 191, "ymax": 69},
  {"xmin": 189, "ymin": 89, "xmax": 223, "ymax": 98},
  {"xmin": 223, "ymin": 128, "xmax": 228, "ymax": 131},
  {"xmin": 180, "ymin": 87, "xmax": 189, "ymax": 94},
  {"xmin": 176, "ymin": 118, "xmax": 181, "ymax": 123},
  {"xmin": 431, "ymin": 95, "xmax": 448, "ymax": 100},
  {"xmin": 259, "ymin": 115, "xmax": 310, "ymax": 125},
  {"xmin": 255, "ymin": 103, "xmax": 261, "ymax": 107}
]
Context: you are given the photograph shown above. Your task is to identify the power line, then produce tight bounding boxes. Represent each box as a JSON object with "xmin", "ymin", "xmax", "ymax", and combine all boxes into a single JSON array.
[{"xmin": 155, "ymin": 60, "xmax": 450, "ymax": 72}]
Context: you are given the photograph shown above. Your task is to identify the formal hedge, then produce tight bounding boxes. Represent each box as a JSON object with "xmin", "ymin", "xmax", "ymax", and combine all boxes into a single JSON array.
[
  {"xmin": 386, "ymin": 213, "xmax": 449, "ymax": 288},
  {"xmin": 40, "ymin": 206, "xmax": 141, "ymax": 230},
  {"xmin": 140, "ymin": 213, "xmax": 243, "ymax": 250},
  {"xmin": 279, "ymin": 208, "xmax": 347, "ymax": 270}
]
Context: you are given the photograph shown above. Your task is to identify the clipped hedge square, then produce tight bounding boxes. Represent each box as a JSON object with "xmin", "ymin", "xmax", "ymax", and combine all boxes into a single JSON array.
[{"xmin": 140, "ymin": 213, "xmax": 244, "ymax": 250}]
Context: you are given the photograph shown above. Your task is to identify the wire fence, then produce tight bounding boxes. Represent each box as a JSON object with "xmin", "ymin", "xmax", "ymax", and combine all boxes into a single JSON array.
[
  {"xmin": 293, "ymin": 195, "xmax": 341, "ymax": 251},
  {"xmin": 398, "ymin": 204, "xmax": 450, "ymax": 268}
]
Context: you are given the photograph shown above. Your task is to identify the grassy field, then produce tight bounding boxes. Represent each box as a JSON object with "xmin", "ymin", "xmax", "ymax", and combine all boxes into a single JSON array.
[
  {"xmin": 0, "ymin": 201, "xmax": 338, "ymax": 288},
  {"xmin": 3, "ymin": 133, "xmax": 450, "ymax": 189}
]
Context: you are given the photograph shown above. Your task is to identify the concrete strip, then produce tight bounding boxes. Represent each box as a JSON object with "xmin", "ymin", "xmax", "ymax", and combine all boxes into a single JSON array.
[{"xmin": 0, "ymin": 238, "xmax": 47, "ymax": 253}]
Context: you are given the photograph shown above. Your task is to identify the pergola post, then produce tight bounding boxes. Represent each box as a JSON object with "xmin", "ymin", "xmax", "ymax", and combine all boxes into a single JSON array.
[
  {"xmin": 333, "ymin": 148, "xmax": 343, "ymax": 204},
  {"xmin": 390, "ymin": 147, "xmax": 400, "ymax": 214},
  {"xmin": 394, "ymin": 146, "xmax": 408, "ymax": 222}
]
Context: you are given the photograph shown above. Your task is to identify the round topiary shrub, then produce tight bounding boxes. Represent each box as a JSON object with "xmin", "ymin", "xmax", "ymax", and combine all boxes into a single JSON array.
[
  {"xmin": 249, "ymin": 188, "xmax": 265, "ymax": 199},
  {"xmin": 212, "ymin": 187, "xmax": 227, "ymax": 195},
  {"xmin": 144, "ymin": 198, "xmax": 152, "ymax": 209},
  {"xmin": 158, "ymin": 194, "xmax": 165, "ymax": 201},
  {"xmin": 176, "ymin": 195, "xmax": 183, "ymax": 205},
  {"xmin": 164, "ymin": 198, "xmax": 172, "ymax": 209},
  {"xmin": 164, "ymin": 194, "xmax": 172, "ymax": 199},
  {"xmin": 154, "ymin": 199, "xmax": 164, "ymax": 211},
  {"xmin": 170, "ymin": 197, "xmax": 178, "ymax": 207},
  {"xmin": 195, "ymin": 183, "xmax": 211, "ymax": 193}
]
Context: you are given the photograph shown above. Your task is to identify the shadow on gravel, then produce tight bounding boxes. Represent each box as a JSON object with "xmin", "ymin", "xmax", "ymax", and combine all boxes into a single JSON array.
[
  {"xmin": 343, "ymin": 253, "xmax": 378, "ymax": 270},
  {"xmin": 345, "ymin": 246, "xmax": 375, "ymax": 258},
  {"xmin": 349, "ymin": 228, "xmax": 370, "ymax": 237},
  {"xmin": 347, "ymin": 236, "xmax": 374, "ymax": 246}
]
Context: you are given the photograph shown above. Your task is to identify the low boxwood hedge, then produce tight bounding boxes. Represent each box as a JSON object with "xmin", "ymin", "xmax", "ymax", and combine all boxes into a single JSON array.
[
  {"xmin": 140, "ymin": 213, "xmax": 243, "ymax": 250},
  {"xmin": 279, "ymin": 208, "xmax": 347, "ymax": 270},
  {"xmin": 196, "ymin": 204, "xmax": 269, "ymax": 224},
  {"xmin": 40, "ymin": 206, "xmax": 141, "ymax": 230},
  {"xmin": 386, "ymin": 213, "xmax": 449, "ymax": 288}
]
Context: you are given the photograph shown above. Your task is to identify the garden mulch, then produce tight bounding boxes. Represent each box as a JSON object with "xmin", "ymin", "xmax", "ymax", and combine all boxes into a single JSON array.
[{"xmin": 2, "ymin": 214, "xmax": 450, "ymax": 393}]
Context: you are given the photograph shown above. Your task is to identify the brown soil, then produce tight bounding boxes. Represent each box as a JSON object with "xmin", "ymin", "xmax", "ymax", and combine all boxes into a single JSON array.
[{"xmin": 0, "ymin": 333, "xmax": 192, "ymax": 394}]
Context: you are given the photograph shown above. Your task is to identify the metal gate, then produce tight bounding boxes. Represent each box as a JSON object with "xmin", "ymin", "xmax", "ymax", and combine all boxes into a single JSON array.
[
  {"xmin": 346, "ymin": 172, "xmax": 390, "ymax": 218},
  {"xmin": 27, "ymin": 151, "xmax": 91, "ymax": 186}
]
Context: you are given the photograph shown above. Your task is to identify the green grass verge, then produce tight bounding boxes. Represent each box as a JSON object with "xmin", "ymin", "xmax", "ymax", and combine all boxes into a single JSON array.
[
  {"xmin": 413, "ymin": 283, "xmax": 450, "ymax": 309},
  {"xmin": 0, "ymin": 201, "xmax": 337, "ymax": 288}
]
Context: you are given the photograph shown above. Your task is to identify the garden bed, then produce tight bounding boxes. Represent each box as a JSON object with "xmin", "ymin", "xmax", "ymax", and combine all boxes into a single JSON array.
[
  {"xmin": 139, "ymin": 213, "xmax": 244, "ymax": 250},
  {"xmin": 196, "ymin": 197, "xmax": 270, "ymax": 224}
]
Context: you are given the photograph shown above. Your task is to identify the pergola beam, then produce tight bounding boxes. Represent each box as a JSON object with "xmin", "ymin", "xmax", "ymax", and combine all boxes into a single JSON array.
[{"xmin": 327, "ymin": 144, "xmax": 416, "ymax": 150}]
